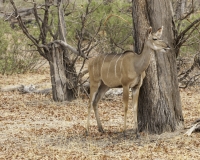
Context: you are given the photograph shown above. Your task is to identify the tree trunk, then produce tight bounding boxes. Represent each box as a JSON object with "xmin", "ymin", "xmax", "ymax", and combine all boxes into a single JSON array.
[
  {"xmin": 0, "ymin": 0, "xmax": 5, "ymax": 10},
  {"xmin": 132, "ymin": 0, "xmax": 184, "ymax": 134},
  {"xmin": 175, "ymin": 0, "xmax": 187, "ymax": 20},
  {"xmin": 9, "ymin": 0, "xmax": 78, "ymax": 102},
  {"xmin": 46, "ymin": 0, "xmax": 77, "ymax": 102},
  {"xmin": 48, "ymin": 43, "xmax": 77, "ymax": 102}
]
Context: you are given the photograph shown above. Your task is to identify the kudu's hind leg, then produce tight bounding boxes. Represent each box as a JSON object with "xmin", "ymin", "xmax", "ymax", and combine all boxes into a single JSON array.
[
  {"xmin": 122, "ymin": 86, "xmax": 129, "ymax": 136},
  {"xmin": 131, "ymin": 73, "xmax": 145, "ymax": 138},
  {"xmin": 93, "ymin": 81, "xmax": 109, "ymax": 132},
  {"xmin": 86, "ymin": 81, "xmax": 109, "ymax": 134},
  {"xmin": 86, "ymin": 81, "xmax": 99, "ymax": 134}
]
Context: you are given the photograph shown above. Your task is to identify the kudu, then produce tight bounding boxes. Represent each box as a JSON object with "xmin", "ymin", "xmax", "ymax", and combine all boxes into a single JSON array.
[{"xmin": 86, "ymin": 26, "xmax": 170, "ymax": 136}]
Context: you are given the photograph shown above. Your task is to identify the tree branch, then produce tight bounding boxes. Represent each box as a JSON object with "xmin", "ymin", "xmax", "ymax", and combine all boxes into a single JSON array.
[
  {"xmin": 32, "ymin": 2, "xmax": 44, "ymax": 43},
  {"xmin": 52, "ymin": 40, "xmax": 87, "ymax": 59},
  {"xmin": 58, "ymin": 0, "xmax": 67, "ymax": 42},
  {"xmin": 9, "ymin": 0, "xmax": 47, "ymax": 58},
  {"xmin": 40, "ymin": 0, "xmax": 50, "ymax": 44},
  {"xmin": 182, "ymin": 21, "xmax": 200, "ymax": 44},
  {"xmin": 176, "ymin": 17, "xmax": 200, "ymax": 44}
]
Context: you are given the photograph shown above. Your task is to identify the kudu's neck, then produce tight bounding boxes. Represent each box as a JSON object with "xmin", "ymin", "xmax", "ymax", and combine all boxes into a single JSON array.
[{"xmin": 134, "ymin": 40, "xmax": 153, "ymax": 74}]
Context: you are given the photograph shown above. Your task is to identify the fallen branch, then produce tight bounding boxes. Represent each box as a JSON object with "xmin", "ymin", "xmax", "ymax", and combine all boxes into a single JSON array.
[
  {"xmin": 0, "ymin": 85, "xmax": 23, "ymax": 92},
  {"xmin": 178, "ymin": 52, "xmax": 200, "ymax": 88},
  {"xmin": 32, "ymin": 88, "xmax": 52, "ymax": 95},
  {"xmin": 0, "ymin": 84, "xmax": 52, "ymax": 95},
  {"xmin": 184, "ymin": 119, "xmax": 200, "ymax": 136}
]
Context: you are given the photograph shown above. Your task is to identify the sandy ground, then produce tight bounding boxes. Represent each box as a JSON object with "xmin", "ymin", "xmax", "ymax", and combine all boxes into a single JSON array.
[{"xmin": 0, "ymin": 70, "xmax": 200, "ymax": 159}]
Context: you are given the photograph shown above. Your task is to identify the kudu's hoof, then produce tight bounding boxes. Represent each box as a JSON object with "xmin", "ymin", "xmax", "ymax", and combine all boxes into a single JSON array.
[
  {"xmin": 84, "ymin": 128, "xmax": 90, "ymax": 136},
  {"xmin": 134, "ymin": 129, "xmax": 140, "ymax": 139},
  {"xmin": 123, "ymin": 130, "xmax": 127, "ymax": 137},
  {"xmin": 135, "ymin": 133, "xmax": 140, "ymax": 139},
  {"xmin": 98, "ymin": 128, "xmax": 104, "ymax": 133}
]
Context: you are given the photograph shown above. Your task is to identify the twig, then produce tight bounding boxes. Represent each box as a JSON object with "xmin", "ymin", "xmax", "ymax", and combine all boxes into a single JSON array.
[
  {"xmin": 9, "ymin": 0, "xmax": 47, "ymax": 58},
  {"xmin": 176, "ymin": 17, "xmax": 200, "ymax": 46}
]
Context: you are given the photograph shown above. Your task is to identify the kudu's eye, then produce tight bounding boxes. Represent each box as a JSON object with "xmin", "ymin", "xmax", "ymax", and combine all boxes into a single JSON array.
[{"xmin": 153, "ymin": 38, "xmax": 157, "ymax": 40}]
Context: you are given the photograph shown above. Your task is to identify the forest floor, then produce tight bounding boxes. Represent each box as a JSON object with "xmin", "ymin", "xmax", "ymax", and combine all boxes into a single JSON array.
[{"xmin": 0, "ymin": 67, "xmax": 200, "ymax": 160}]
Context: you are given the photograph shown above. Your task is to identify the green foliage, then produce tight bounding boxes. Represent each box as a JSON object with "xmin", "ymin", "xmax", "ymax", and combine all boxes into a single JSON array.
[
  {"xmin": 65, "ymin": 0, "xmax": 133, "ymax": 53},
  {"xmin": 0, "ymin": 20, "xmax": 43, "ymax": 75},
  {"xmin": 178, "ymin": 12, "xmax": 200, "ymax": 57},
  {"xmin": 0, "ymin": 0, "xmax": 133, "ymax": 75}
]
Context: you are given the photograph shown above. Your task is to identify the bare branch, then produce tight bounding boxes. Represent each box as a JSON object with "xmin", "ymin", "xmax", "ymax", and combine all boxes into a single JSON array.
[
  {"xmin": 9, "ymin": 0, "xmax": 46, "ymax": 58},
  {"xmin": 32, "ymin": 3, "xmax": 44, "ymax": 43},
  {"xmin": 184, "ymin": 122, "xmax": 200, "ymax": 136},
  {"xmin": 58, "ymin": 0, "xmax": 67, "ymax": 42},
  {"xmin": 40, "ymin": 0, "xmax": 50, "ymax": 44},
  {"xmin": 183, "ymin": 21, "xmax": 200, "ymax": 42},
  {"xmin": 53, "ymin": 40, "xmax": 78, "ymax": 53},
  {"xmin": 176, "ymin": 17, "xmax": 200, "ymax": 44},
  {"xmin": 52, "ymin": 40, "xmax": 87, "ymax": 59},
  {"xmin": 179, "ymin": 8, "xmax": 194, "ymax": 21}
]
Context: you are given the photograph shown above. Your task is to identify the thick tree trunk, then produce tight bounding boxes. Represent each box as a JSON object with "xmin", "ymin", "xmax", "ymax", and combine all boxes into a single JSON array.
[
  {"xmin": 132, "ymin": 1, "xmax": 149, "ymax": 54},
  {"xmin": 46, "ymin": 0, "xmax": 77, "ymax": 102},
  {"xmin": 175, "ymin": 0, "xmax": 187, "ymax": 20},
  {"xmin": 9, "ymin": 0, "xmax": 78, "ymax": 102},
  {"xmin": 132, "ymin": 0, "xmax": 184, "ymax": 134},
  {"xmin": 48, "ymin": 43, "xmax": 77, "ymax": 102}
]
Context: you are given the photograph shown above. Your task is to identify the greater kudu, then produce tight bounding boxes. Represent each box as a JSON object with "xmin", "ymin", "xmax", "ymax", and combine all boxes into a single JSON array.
[{"xmin": 86, "ymin": 26, "xmax": 170, "ymax": 136}]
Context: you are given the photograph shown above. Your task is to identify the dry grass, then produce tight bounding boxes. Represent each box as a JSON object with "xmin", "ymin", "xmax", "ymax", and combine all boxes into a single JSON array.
[{"xmin": 0, "ymin": 68, "xmax": 200, "ymax": 160}]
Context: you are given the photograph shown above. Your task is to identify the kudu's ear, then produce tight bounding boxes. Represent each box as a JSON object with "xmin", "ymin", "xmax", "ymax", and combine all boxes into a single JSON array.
[
  {"xmin": 146, "ymin": 27, "xmax": 152, "ymax": 38},
  {"xmin": 148, "ymin": 27, "xmax": 152, "ymax": 34},
  {"xmin": 155, "ymin": 26, "xmax": 163, "ymax": 38}
]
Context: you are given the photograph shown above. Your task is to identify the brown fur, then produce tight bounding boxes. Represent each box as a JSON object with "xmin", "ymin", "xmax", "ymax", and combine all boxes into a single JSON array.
[{"xmin": 86, "ymin": 26, "xmax": 170, "ymax": 136}]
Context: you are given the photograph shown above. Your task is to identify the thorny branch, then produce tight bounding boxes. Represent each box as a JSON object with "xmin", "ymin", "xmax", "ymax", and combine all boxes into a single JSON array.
[
  {"xmin": 178, "ymin": 53, "xmax": 200, "ymax": 88},
  {"xmin": 10, "ymin": 0, "xmax": 48, "ymax": 58},
  {"xmin": 176, "ymin": 17, "xmax": 200, "ymax": 47},
  {"xmin": 174, "ymin": 0, "xmax": 200, "ymax": 57},
  {"xmin": 71, "ymin": 1, "xmax": 104, "ymax": 81}
]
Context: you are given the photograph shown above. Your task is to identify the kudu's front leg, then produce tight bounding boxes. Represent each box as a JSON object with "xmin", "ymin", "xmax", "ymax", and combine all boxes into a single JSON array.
[
  {"xmin": 131, "ymin": 73, "xmax": 145, "ymax": 138},
  {"xmin": 86, "ymin": 96, "xmax": 95, "ymax": 135},
  {"xmin": 132, "ymin": 87, "xmax": 140, "ymax": 138}
]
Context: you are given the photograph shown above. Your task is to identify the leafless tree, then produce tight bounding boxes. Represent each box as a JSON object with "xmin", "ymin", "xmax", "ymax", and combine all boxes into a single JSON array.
[
  {"xmin": 9, "ymin": 0, "xmax": 101, "ymax": 101},
  {"xmin": 172, "ymin": 0, "xmax": 200, "ymax": 87},
  {"xmin": 173, "ymin": 0, "xmax": 200, "ymax": 57}
]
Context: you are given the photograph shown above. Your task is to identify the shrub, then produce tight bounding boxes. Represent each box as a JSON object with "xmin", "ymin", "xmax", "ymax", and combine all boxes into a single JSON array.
[
  {"xmin": 65, "ymin": 0, "xmax": 133, "ymax": 54},
  {"xmin": 0, "ymin": 20, "xmax": 45, "ymax": 75}
]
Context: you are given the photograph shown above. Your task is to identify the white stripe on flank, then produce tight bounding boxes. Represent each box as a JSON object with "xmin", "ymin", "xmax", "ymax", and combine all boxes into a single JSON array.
[
  {"xmin": 93, "ymin": 60, "xmax": 95, "ymax": 77},
  {"xmin": 115, "ymin": 54, "xmax": 123, "ymax": 77},
  {"xmin": 107, "ymin": 54, "xmax": 117, "ymax": 78},
  {"xmin": 120, "ymin": 57, "xmax": 123, "ymax": 74},
  {"xmin": 101, "ymin": 54, "xmax": 108, "ymax": 77},
  {"xmin": 94, "ymin": 56, "xmax": 100, "ymax": 77}
]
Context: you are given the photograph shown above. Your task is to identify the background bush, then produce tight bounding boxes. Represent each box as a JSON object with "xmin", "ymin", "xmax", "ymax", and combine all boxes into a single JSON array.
[
  {"xmin": 65, "ymin": 0, "xmax": 133, "ymax": 54},
  {"xmin": 0, "ymin": 19, "xmax": 45, "ymax": 75}
]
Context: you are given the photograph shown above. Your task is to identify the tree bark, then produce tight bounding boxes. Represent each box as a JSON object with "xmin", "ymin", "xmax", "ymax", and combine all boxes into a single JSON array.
[
  {"xmin": 47, "ymin": 43, "xmax": 77, "ymax": 102},
  {"xmin": 46, "ymin": 0, "xmax": 77, "ymax": 102},
  {"xmin": 9, "ymin": 0, "xmax": 79, "ymax": 102},
  {"xmin": 132, "ymin": 0, "xmax": 184, "ymax": 134},
  {"xmin": 132, "ymin": 1, "xmax": 149, "ymax": 54},
  {"xmin": 175, "ymin": 0, "xmax": 187, "ymax": 20}
]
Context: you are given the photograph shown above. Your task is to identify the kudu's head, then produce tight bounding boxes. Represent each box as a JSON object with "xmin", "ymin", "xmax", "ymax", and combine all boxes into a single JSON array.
[{"xmin": 145, "ymin": 26, "xmax": 170, "ymax": 52}]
